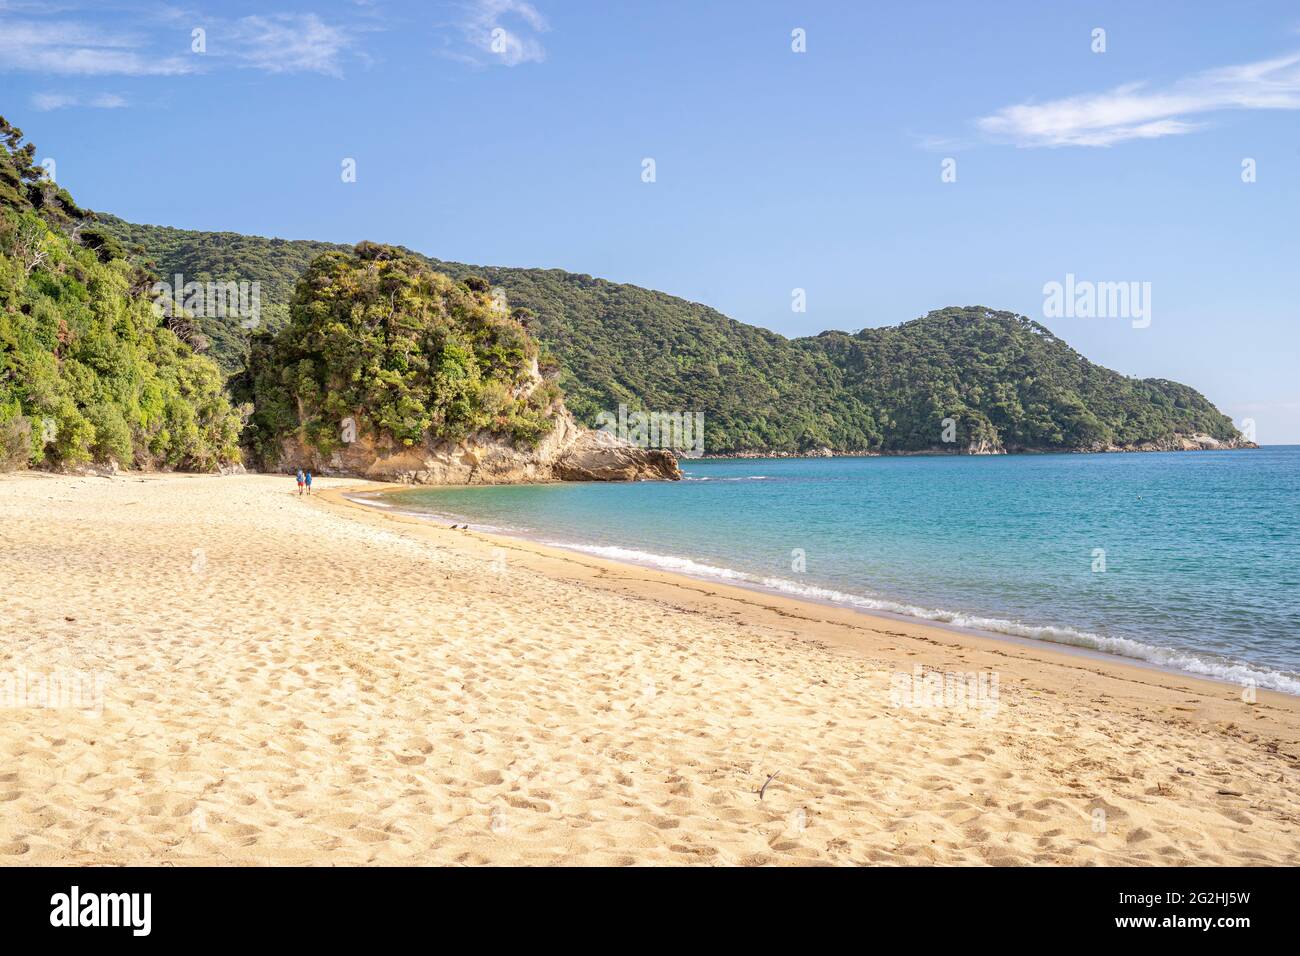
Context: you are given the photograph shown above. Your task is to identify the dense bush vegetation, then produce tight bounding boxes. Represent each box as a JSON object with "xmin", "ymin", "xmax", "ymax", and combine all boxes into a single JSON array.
[
  {"xmin": 99, "ymin": 220, "xmax": 1242, "ymax": 456},
  {"xmin": 97, "ymin": 213, "xmax": 339, "ymax": 372},
  {"xmin": 241, "ymin": 242, "xmax": 558, "ymax": 468},
  {"xmin": 0, "ymin": 118, "xmax": 241, "ymax": 471}
]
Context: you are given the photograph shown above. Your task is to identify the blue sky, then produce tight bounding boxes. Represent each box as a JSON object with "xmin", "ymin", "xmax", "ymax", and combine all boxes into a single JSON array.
[{"xmin": 5, "ymin": 0, "xmax": 1300, "ymax": 440}]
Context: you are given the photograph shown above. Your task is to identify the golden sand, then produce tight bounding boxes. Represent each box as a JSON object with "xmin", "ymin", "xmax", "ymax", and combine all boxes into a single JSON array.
[{"xmin": 1, "ymin": 471, "xmax": 1296, "ymax": 865}]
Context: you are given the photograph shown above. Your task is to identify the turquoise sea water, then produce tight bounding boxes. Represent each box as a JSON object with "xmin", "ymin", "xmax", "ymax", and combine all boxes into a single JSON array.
[{"xmin": 380, "ymin": 447, "xmax": 1300, "ymax": 694}]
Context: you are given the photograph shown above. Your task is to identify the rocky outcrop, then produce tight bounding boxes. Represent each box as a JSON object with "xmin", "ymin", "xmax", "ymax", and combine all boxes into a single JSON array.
[
  {"xmin": 1162, "ymin": 432, "xmax": 1256, "ymax": 451},
  {"xmin": 964, "ymin": 438, "xmax": 1004, "ymax": 455},
  {"xmin": 551, "ymin": 424, "xmax": 680, "ymax": 481},
  {"xmin": 1059, "ymin": 433, "xmax": 1258, "ymax": 454},
  {"xmin": 279, "ymin": 408, "xmax": 680, "ymax": 484}
]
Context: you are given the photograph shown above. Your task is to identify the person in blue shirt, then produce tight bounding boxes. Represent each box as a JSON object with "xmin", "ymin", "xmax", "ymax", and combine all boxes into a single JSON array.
[
  {"xmin": 295, "ymin": 469, "xmax": 304, "ymax": 496},
  {"xmin": 304, "ymin": 470, "xmax": 313, "ymax": 495}
]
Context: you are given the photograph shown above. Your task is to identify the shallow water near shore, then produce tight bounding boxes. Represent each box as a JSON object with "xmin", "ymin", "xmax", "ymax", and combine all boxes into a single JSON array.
[{"xmin": 388, "ymin": 446, "xmax": 1300, "ymax": 694}]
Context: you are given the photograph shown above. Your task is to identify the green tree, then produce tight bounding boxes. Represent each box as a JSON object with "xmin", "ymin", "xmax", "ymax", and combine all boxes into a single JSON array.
[{"xmin": 244, "ymin": 243, "xmax": 558, "ymax": 467}]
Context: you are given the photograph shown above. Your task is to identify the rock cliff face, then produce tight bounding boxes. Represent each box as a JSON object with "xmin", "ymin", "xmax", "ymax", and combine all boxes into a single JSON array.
[
  {"xmin": 1105, "ymin": 433, "xmax": 1255, "ymax": 452},
  {"xmin": 941, "ymin": 432, "xmax": 1256, "ymax": 455},
  {"xmin": 1011, "ymin": 433, "xmax": 1258, "ymax": 454},
  {"xmin": 947, "ymin": 433, "xmax": 1260, "ymax": 455},
  {"xmin": 279, "ymin": 408, "xmax": 680, "ymax": 484}
]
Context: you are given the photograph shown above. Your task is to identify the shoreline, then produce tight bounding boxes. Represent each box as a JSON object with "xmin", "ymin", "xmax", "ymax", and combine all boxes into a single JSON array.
[
  {"xmin": 3, "ymin": 471, "xmax": 1297, "ymax": 865},
  {"xmin": 696, "ymin": 441, "xmax": 1261, "ymax": 460},
  {"xmin": 342, "ymin": 484, "xmax": 1300, "ymax": 699},
  {"xmin": 324, "ymin": 482, "xmax": 1300, "ymax": 724}
]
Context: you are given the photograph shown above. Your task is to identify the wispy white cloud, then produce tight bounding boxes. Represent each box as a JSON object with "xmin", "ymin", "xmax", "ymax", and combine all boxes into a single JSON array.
[
  {"xmin": 31, "ymin": 91, "xmax": 77, "ymax": 110},
  {"xmin": 32, "ymin": 90, "xmax": 127, "ymax": 110},
  {"xmin": 452, "ymin": 0, "xmax": 549, "ymax": 67},
  {"xmin": 229, "ymin": 13, "xmax": 356, "ymax": 77},
  {"xmin": 0, "ymin": 10, "xmax": 364, "ymax": 80},
  {"xmin": 977, "ymin": 50, "xmax": 1300, "ymax": 147},
  {"xmin": 0, "ymin": 19, "xmax": 194, "ymax": 75}
]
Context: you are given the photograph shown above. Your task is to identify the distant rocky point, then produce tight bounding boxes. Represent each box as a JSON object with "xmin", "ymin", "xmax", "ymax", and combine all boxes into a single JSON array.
[{"xmin": 711, "ymin": 431, "xmax": 1255, "ymax": 460}]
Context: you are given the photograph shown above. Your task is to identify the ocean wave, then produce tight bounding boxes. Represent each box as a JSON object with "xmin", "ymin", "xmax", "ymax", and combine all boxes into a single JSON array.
[
  {"xmin": 548, "ymin": 541, "xmax": 1300, "ymax": 696},
  {"xmin": 344, "ymin": 495, "xmax": 393, "ymax": 508},
  {"xmin": 682, "ymin": 475, "xmax": 770, "ymax": 482}
]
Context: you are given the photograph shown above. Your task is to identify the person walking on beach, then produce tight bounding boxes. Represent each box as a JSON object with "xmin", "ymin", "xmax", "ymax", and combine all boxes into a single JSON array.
[
  {"xmin": 296, "ymin": 468, "xmax": 305, "ymax": 496},
  {"xmin": 304, "ymin": 470, "xmax": 313, "ymax": 495}
]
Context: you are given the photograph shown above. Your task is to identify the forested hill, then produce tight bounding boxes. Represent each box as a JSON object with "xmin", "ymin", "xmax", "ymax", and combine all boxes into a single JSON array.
[
  {"xmin": 0, "ymin": 122, "xmax": 240, "ymax": 472},
  {"xmin": 97, "ymin": 215, "xmax": 1244, "ymax": 455}
]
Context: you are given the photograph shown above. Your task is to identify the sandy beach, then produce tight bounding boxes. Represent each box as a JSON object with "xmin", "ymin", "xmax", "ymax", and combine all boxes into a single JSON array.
[{"xmin": 1, "ymin": 471, "xmax": 1297, "ymax": 866}]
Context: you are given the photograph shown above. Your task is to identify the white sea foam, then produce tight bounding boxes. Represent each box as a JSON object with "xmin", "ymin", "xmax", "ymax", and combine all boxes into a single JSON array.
[
  {"xmin": 548, "ymin": 541, "xmax": 1300, "ymax": 696},
  {"xmin": 345, "ymin": 495, "xmax": 393, "ymax": 508}
]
